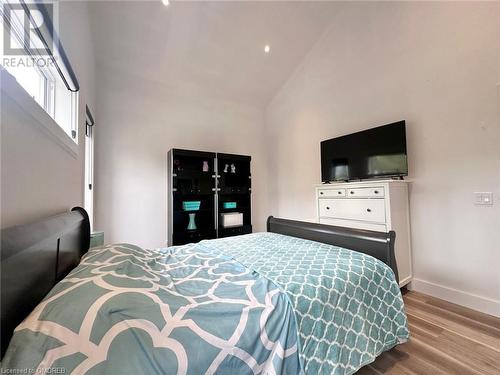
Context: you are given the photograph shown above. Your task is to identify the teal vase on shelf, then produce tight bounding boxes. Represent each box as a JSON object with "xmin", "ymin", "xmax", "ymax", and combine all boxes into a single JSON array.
[{"xmin": 187, "ymin": 213, "xmax": 197, "ymax": 230}]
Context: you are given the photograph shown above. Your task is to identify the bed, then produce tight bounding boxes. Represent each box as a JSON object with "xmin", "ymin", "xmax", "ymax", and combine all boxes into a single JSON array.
[{"xmin": 1, "ymin": 209, "xmax": 409, "ymax": 374}]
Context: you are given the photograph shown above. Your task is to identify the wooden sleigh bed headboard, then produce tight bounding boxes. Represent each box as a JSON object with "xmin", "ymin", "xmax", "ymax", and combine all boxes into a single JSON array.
[
  {"xmin": 267, "ymin": 216, "xmax": 399, "ymax": 282},
  {"xmin": 0, "ymin": 207, "xmax": 90, "ymax": 357}
]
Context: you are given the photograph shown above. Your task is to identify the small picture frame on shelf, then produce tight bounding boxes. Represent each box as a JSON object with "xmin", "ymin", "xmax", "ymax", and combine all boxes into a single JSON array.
[{"xmin": 221, "ymin": 212, "xmax": 243, "ymax": 228}]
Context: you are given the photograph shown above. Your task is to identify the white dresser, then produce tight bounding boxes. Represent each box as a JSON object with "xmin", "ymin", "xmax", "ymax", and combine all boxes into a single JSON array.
[{"xmin": 316, "ymin": 180, "xmax": 412, "ymax": 286}]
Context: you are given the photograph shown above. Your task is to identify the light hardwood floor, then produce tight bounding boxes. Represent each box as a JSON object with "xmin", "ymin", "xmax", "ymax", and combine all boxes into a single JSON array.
[{"xmin": 358, "ymin": 290, "xmax": 500, "ymax": 375}]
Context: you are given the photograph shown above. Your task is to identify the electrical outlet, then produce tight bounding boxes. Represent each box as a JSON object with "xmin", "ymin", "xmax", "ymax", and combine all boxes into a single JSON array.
[{"xmin": 474, "ymin": 192, "xmax": 493, "ymax": 206}]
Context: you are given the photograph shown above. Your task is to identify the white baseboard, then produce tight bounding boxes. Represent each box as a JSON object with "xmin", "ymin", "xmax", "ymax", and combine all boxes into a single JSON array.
[{"xmin": 409, "ymin": 278, "xmax": 500, "ymax": 318}]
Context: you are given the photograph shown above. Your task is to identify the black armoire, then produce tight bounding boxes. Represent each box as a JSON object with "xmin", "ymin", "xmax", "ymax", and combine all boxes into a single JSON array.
[{"xmin": 168, "ymin": 149, "xmax": 252, "ymax": 246}]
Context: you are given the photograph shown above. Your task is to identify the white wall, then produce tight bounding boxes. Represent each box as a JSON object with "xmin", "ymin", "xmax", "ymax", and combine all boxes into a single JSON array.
[
  {"xmin": 94, "ymin": 64, "xmax": 269, "ymax": 249},
  {"xmin": 265, "ymin": 2, "xmax": 500, "ymax": 316},
  {"xmin": 0, "ymin": 2, "xmax": 96, "ymax": 228}
]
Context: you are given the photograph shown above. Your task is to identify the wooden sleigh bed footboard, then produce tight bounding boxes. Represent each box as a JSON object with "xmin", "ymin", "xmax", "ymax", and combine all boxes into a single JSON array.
[{"xmin": 266, "ymin": 216, "xmax": 398, "ymax": 282}]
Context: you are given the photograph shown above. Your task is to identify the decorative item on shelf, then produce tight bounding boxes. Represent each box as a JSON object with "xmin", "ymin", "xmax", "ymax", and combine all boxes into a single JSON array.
[
  {"xmin": 230, "ymin": 163, "xmax": 236, "ymax": 173},
  {"xmin": 221, "ymin": 212, "xmax": 243, "ymax": 228},
  {"xmin": 187, "ymin": 213, "xmax": 197, "ymax": 231},
  {"xmin": 202, "ymin": 161, "xmax": 209, "ymax": 172},
  {"xmin": 191, "ymin": 181, "xmax": 200, "ymax": 194},
  {"xmin": 223, "ymin": 201, "xmax": 237, "ymax": 209},
  {"xmin": 174, "ymin": 159, "xmax": 182, "ymax": 172},
  {"xmin": 223, "ymin": 164, "xmax": 229, "ymax": 173},
  {"xmin": 182, "ymin": 201, "xmax": 201, "ymax": 211}
]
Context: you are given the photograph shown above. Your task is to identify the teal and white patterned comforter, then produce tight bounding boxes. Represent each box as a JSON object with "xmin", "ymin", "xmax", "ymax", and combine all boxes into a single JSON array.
[
  {"xmin": 198, "ymin": 233, "xmax": 409, "ymax": 374},
  {"xmin": 2, "ymin": 242, "xmax": 301, "ymax": 374},
  {"xmin": 2, "ymin": 232, "xmax": 409, "ymax": 375}
]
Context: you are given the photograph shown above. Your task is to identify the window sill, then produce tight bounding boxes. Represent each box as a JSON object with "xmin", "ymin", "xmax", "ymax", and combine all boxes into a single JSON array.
[{"xmin": 0, "ymin": 69, "xmax": 78, "ymax": 158}]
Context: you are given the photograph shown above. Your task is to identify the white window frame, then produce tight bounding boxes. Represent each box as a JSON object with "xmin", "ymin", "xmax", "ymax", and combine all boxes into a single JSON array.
[
  {"xmin": 1, "ymin": 68, "xmax": 79, "ymax": 157},
  {"xmin": 0, "ymin": 0, "xmax": 79, "ymax": 156}
]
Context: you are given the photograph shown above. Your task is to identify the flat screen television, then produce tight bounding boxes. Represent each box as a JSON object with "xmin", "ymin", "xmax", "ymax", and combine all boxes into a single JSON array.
[{"xmin": 321, "ymin": 121, "xmax": 408, "ymax": 182}]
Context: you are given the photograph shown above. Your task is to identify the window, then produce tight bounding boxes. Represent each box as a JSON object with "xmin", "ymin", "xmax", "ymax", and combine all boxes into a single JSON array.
[{"xmin": 0, "ymin": 0, "xmax": 79, "ymax": 142}]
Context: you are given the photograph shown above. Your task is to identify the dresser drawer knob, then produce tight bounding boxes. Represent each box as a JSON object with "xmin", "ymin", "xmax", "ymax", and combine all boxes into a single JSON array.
[
  {"xmin": 350, "ymin": 191, "xmax": 354, "ymax": 194},
  {"xmin": 320, "ymin": 192, "xmax": 324, "ymax": 195},
  {"xmin": 326, "ymin": 206, "xmax": 331, "ymax": 210},
  {"xmin": 367, "ymin": 208, "xmax": 372, "ymax": 212},
  {"xmin": 374, "ymin": 190, "xmax": 379, "ymax": 194},
  {"xmin": 338, "ymin": 191, "xmax": 342, "ymax": 195}
]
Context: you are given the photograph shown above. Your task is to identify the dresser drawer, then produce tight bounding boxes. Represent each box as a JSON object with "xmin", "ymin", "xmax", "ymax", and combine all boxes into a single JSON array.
[
  {"xmin": 347, "ymin": 187, "xmax": 384, "ymax": 198},
  {"xmin": 318, "ymin": 188, "xmax": 346, "ymax": 197},
  {"xmin": 318, "ymin": 198, "xmax": 386, "ymax": 223},
  {"xmin": 319, "ymin": 218, "xmax": 387, "ymax": 233}
]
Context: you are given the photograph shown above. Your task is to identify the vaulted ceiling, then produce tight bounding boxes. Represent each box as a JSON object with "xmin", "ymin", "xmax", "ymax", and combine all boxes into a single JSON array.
[{"xmin": 89, "ymin": 1, "xmax": 340, "ymax": 106}]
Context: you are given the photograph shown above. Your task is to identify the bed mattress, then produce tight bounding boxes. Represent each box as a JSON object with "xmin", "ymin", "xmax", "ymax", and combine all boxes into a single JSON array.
[{"xmin": 1, "ymin": 232, "xmax": 408, "ymax": 374}]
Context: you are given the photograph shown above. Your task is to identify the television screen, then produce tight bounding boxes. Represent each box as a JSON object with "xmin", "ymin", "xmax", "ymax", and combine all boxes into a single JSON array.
[{"xmin": 321, "ymin": 121, "xmax": 408, "ymax": 182}]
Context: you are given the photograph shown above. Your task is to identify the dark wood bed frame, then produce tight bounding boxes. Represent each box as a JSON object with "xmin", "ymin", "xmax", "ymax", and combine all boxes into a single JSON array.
[
  {"xmin": 0, "ymin": 209, "xmax": 397, "ymax": 358},
  {"xmin": 0, "ymin": 207, "xmax": 90, "ymax": 357},
  {"xmin": 267, "ymin": 216, "xmax": 398, "ymax": 280}
]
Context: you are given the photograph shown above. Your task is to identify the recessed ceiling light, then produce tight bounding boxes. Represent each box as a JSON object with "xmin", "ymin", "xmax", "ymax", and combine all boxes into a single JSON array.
[
  {"xmin": 264, "ymin": 45, "xmax": 271, "ymax": 54},
  {"xmin": 162, "ymin": 0, "xmax": 170, "ymax": 6}
]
